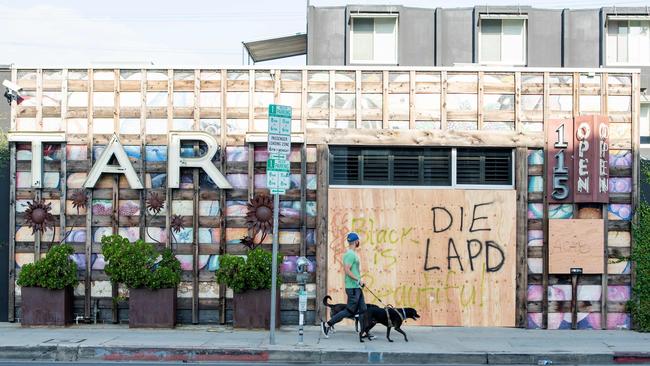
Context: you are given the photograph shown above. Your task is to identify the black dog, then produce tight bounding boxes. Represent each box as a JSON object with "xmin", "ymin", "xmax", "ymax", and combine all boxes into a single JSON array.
[
  {"xmin": 359, "ymin": 306, "xmax": 420, "ymax": 343},
  {"xmin": 322, "ymin": 295, "xmax": 379, "ymax": 333}
]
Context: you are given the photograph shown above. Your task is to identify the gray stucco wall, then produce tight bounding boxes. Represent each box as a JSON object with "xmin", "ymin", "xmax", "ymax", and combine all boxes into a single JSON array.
[
  {"xmin": 436, "ymin": 8, "xmax": 473, "ymax": 66},
  {"xmin": 563, "ymin": 9, "xmax": 600, "ymax": 67},
  {"xmin": 398, "ymin": 7, "xmax": 435, "ymax": 66},
  {"xmin": 528, "ymin": 8, "xmax": 562, "ymax": 67},
  {"xmin": 307, "ymin": 6, "xmax": 345, "ymax": 65}
]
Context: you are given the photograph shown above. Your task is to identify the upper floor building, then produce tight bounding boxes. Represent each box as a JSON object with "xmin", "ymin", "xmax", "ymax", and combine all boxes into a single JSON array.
[{"xmin": 306, "ymin": 5, "xmax": 650, "ymax": 154}]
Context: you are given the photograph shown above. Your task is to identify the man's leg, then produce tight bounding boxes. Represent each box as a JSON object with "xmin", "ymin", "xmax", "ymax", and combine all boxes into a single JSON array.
[{"xmin": 321, "ymin": 289, "xmax": 358, "ymax": 337}]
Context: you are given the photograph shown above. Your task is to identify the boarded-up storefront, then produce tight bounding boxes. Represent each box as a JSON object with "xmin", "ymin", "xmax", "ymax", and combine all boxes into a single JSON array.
[{"xmin": 5, "ymin": 67, "xmax": 640, "ymax": 329}]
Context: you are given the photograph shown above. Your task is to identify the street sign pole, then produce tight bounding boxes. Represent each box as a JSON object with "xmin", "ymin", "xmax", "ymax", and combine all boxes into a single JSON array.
[
  {"xmin": 267, "ymin": 104, "xmax": 291, "ymax": 345},
  {"xmin": 269, "ymin": 191, "xmax": 280, "ymax": 344}
]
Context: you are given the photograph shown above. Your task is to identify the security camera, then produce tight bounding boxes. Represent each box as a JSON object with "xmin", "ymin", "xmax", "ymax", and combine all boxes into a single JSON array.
[
  {"xmin": 3, "ymin": 80, "xmax": 24, "ymax": 104},
  {"xmin": 3, "ymin": 80, "xmax": 23, "ymax": 93}
]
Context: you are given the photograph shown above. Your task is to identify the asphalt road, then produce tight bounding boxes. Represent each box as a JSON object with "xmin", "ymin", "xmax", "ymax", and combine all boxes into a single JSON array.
[
  {"xmin": 0, "ymin": 363, "xmax": 560, "ymax": 366},
  {"xmin": 0, "ymin": 361, "xmax": 536, "ymax": 366}
]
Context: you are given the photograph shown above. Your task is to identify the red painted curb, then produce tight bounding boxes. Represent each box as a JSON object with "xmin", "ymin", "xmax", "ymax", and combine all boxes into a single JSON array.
[{"xmin": 614, "ymin": 355, "xmax": 650, "ymax": 364}]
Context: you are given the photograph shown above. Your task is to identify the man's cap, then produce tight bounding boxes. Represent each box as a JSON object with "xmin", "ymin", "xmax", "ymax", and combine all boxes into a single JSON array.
[{"xmin": 347, "ymin": 232, "xmax": 359, "ymax": 243}]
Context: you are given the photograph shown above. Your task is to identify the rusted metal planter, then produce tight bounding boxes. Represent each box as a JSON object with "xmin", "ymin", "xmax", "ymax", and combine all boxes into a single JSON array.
[
  {"xmin": 21, "ymin": 287, "xmax": 73, "ymax": 326},
  {"xmin": 129, "ymin": 288, "xmax": 176, "ymax": 328},
  {"xmin": 233, "ymin": 288, "xmax": 281, "ymax": 329}
]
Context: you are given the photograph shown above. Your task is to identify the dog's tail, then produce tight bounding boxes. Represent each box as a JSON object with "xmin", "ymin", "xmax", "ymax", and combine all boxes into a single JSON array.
[{"xmin": 322, "ymin": 295, "xmax": 335, "ymax": 308}]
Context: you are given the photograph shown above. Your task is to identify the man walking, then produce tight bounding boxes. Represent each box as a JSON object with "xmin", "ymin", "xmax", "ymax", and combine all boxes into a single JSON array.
[{"xmin": 321, "ymin": 232, "xmax": 367, "ymax": 338}]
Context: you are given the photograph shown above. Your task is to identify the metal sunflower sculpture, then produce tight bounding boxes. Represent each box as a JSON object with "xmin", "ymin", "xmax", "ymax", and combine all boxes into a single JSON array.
[
  {"xmin": 146, "ymin": 192, "xmax": 165, "ymax": 215},
  {"xmin": 70, "ymin": 189, "xmax": 88, "ymax": 214},
  {"xmin": 170, "ymin": 214, "xmax": 185, "ymax": 234},
  {"xmin": 242, "ymin": 193, "xmax": 278, "ymax": 250},
  {"xmin": 144, "ymin": 192, "xmax": 166, "ymax": 244},
  {"xmin": 24, "ymin": 200, "xmax": 55, "ymax": 235}
]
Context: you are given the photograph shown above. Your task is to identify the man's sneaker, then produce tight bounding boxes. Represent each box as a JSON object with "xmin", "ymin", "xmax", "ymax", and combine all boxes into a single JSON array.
[
  {"xmin": 367, "ymin": 333, "xmax": 376, "ymax": 340},
  {"xmin": 320, "ymin": 321, "xmax": 331, "ymax": 338}
]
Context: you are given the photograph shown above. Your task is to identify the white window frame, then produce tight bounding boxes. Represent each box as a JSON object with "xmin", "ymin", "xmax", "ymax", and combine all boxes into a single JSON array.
[
  {"xmin": 349, "ymin": 14, "xmax": 399, "ymax": 65},
  {"xmin": 477, "ymin": 15, "xmax": 527, "ymax": 66},
  {"xmin": 606, "ymin": 16, "xmax": 650, "ymax": 66},
  {"xmin": 641, "ymin": 101, "xmax": 650, "ymax": 144}
]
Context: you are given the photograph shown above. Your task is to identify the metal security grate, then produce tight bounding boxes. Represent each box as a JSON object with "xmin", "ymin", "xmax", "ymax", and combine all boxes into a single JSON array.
[
  {"xmin": 329, "ymin": 147, "xmax": 451, "ymax": 186},
  {"xmin": 457, "ymin": 148, "xmax": 512, "ymax": 185}
]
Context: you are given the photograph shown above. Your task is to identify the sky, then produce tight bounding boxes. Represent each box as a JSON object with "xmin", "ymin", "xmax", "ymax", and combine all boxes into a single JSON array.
[{"xmin": 0, "ymin": 0, "xmax": 648, "ymax": 67}]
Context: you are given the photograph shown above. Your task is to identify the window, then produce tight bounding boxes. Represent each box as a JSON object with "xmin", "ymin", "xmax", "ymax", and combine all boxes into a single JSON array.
[
  {"xmin": 606, "ymin": 18, "xmax": 650, "ymax": 66},
  {"xmin": 329, "ymin": 147, "xmax": 513, "ymax": 187},
  {"xmin": 641, "ymin": 103, "xmax": 650, "ymax": 144},
  {"xmin": 456, "ymin": 148, "xmax": 513, "ymax": 186},
  {"xmin": 330, "ymin": 147, "xmax": 451, "ymax": 185},
  {"xmin": 350, "ymin": 15, "xmax": 398, "ymax": 64},
  {"xmin": 479, "ymin": 16, "xmax": 527, "ymax": 65}
]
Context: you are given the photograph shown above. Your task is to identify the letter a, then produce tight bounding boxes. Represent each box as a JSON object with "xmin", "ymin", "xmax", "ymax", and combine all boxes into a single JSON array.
[{"xmin": 83, "ymin": 134, "xmax": 143, "ymax": 189}]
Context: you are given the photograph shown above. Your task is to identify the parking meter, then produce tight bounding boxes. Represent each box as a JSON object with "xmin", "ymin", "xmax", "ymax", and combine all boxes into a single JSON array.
[{"xmin": 296, "ymin": 256, "xmax": 309, "ymax": 345}]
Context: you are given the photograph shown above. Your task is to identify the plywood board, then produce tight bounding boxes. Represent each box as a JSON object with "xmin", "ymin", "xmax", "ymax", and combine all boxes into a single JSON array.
[
  {"xmin": 549, "ymin": 219, "xmax": 604, "ymax": 274},
  {"xmin": 327, "ymin": 188, "xmax": 517, "ymax": 327}
]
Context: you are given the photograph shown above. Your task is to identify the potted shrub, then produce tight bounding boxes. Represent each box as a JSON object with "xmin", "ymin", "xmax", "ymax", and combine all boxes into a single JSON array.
[
  {"xmin": 101, "ymin": 234, "xmax": 181, "ymax": 328},
  {"xmin": 216, "ymin": 247, "xmax": 283, "ymax": 329},
  {"xmin": 17, "ymin": 243, "xmax": 78, "ymax": 326}
]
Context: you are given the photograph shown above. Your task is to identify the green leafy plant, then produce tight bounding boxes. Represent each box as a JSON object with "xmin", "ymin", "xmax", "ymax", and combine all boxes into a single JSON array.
[
  {"xmin": 630, "ymin": 164, "xmax": 650, "ymax": 331},
  {"xmin": 0, "ymin": 130, "xmax": 9, "ymax": 170},
  {"xmin": 101, "ymin": 234, "xmax": 181, "ymax": 290},
  {"xmin": 215, "ymin": 247, "xmax": 282, "ymax": 293},
  {"xmin": 17, "ymin": 244, "xmax": 78, "ymax": 290}
]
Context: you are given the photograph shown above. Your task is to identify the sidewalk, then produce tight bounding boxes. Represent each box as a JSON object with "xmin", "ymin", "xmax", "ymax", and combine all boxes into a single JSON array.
[{"xmin": 0, "ymin": 323, "xmax": 649, "ymax": 364}]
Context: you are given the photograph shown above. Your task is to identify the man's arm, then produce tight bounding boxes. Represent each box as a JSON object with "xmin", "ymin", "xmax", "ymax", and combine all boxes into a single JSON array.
[{"xmin": 344, "ymin": 262, "xmax": 363, "ymax": 286}]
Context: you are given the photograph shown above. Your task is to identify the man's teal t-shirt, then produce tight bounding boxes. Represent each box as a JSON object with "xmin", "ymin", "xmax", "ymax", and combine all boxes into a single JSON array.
[{"xmin": 343, "ymin": 248, "xmax": 360, "ymax": 289}]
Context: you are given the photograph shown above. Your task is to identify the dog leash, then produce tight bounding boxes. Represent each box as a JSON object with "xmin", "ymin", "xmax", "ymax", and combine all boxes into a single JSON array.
[{"xmin": 362, "ymin": 284, "xmax": 407, "ymax": 325}]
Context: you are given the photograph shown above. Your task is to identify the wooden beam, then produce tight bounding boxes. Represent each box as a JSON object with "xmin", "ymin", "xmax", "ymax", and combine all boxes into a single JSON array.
[
  {"xmin": 249, "ymin": 69, "xmax": 255, "ymax": 132},
  {"xmin": 329, "ymin": 70, "xmax": 335, "ymax": 128},
  {"xmin": 542, "ymin": 71, "xmax": 550, "ymax": 329},
  {"xmin": 601, "ymin": 72, "xmax": 609, "ymax": 330},
  {"xmin": 36, "ymin": 69, "xmax": 43, "ymax": 129},
  {"xmin": 139, "ymin": 69, "xmax": 147, "ymax": 241},
  {"xmin": 86, "ymin": 68, "xmax": 94, "ymax": 321},
  {"xmin": 301, "ymin": 70, "xmax": 307, "ymax": 134},
  {"xmin": 515, "ymin": 72, "xmax": 521, "ymax": 132},
  {"xmin": 477, "ymin": 71, "xmax": 484, "ymax": 130},
  {"xmin": 409, "ymin": 70, "xmax": 416, "ymax": 130},
  {"xmin": 8, "ymin": 142, "xmax": 16, "ymax": 322},
  {"xmin": 515, "ymin": 147, "xmax": 528, "ymax": 328},
  {"xmin": 382, "ymin": 71, "xmax": 389, "ymax": 129},
  {"xmin": 59, "ymin": 68, "xmax": 68, "ymax": 248},
  {"xmin": 219, "ymin": 69, "xmax": 227, "ymax": 324},
  {"xmin": 34, "ymin": 69, "xmax": 43, "ymax": 260},
  {"xmin": 192, "ymin": 69, "xmax": 200, "ymax": 324},
  {"xmin": 10, "ymin": 68, "xmax": 16, "ymax": 131},
  {"xmin": 631, "ymin": 72, "xmax": 641, "ymax": 330},
  {"xmin": 166, "ymin": 69, "xmax": 174, "ymax": 249},
  {"xmin": 300, "ymin": 144, "xmax": 307, "ymax": 257},
  {"xmin": 315, "ymin": 144, "xmax": 329, "ymax": 324},
  {"xmin": 441, "ymin": 70, "xmax": 447, "ymax": 130},
  {"xmin": 355, "ymin": 70, "xmax": 362, "ymax": 128},
  {"xmin": 306, "ymin": 129, "xmax": 544, "ymax": 148},
  {"xmin": 111, "ymin": 174, "xmax": 119, "ymax": 323}
]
